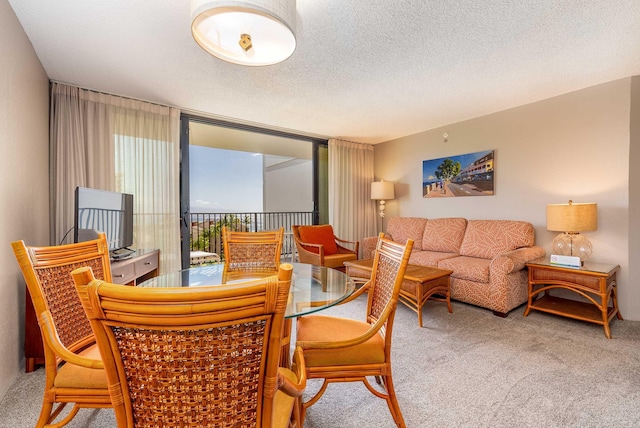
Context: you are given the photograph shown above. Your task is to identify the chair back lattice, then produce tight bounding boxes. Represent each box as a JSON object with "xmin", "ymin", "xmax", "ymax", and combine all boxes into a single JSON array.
[
  {"xmin": 12, "ymin": 233, "xmax": 112, "ymax": 351},
  {"xmin": 367, "ymin": 235, "xmax": 414, "ymax": 324},
  {"xmin": 111, "ymin": 321, "xmax": 267, "ymax": 426},
  {"xmin": 72, "ymin": 263, "xmax": 294, "ymax": 428},
  {"xmin": 222, "ymin": 226, "xmax": 284, "ymax": 272}
]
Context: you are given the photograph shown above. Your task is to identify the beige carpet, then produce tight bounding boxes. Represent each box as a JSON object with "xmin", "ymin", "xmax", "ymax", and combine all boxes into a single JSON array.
[{"xmin": 1, "ymin": 296, "xmax": 639, "ymax": 427}]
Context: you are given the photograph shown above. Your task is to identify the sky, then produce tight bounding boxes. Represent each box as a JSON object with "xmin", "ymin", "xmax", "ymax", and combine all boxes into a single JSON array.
[
  {"xmin": 189, "ymin": 146, "xmax": 263, "ymax": 213},
  {"xmin": 422, "ymin": 150, "xmax": 492, "ymax": 184}
]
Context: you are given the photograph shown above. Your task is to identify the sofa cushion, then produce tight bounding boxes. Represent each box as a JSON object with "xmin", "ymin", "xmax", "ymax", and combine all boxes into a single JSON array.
[
  {"xmin": 409, "ymin": 250, "xmax": 459, "ymax": 267},
  {"xmin": 421, "ymin": 217, "xmax": 467, "ymax": 253},
  {"xmin": 459, "ymin": 220, "xmax": 535, "ymax": 259},
  {"xmin": 387, "ymin": 217, "xmax": 428, "ymax": 251},
  {"xmin": 438, "ymin": 256, "xmax": 491, "ymax": 283},
  {"xmin": 298, "ymin": 225, "xmax": 338, "ymax": 255}
]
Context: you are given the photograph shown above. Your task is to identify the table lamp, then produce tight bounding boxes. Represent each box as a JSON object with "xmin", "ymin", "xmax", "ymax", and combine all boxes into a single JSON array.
[
  {"xmin": 546, "ymin": 200, "xmax": 597, "ymax": 262},
  {"xmin": 371, "ymin": 180, "xmax": 395, "ymax": 219}
]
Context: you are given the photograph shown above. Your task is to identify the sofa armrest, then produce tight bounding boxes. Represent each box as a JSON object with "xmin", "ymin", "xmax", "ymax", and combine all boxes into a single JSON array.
[
  {"xmin": 361, "ymin": 236, "xmax": 378, "ymax": 259},
  {"xmin": 490, "ymin": 246, "xmax": 546, "ymax": 275},
  {"xmin": 361, "ymin": 234, "xmax": 391, "ymax": 259}
]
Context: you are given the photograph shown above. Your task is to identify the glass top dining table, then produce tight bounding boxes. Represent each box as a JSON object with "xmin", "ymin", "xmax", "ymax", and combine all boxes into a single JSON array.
[{"xmin": 137, "ymin": 262, "xmax": 356, "ymax": 318}]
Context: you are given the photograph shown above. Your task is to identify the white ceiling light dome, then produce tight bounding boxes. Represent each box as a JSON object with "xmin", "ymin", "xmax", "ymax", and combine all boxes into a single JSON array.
[{"xmin": 191, "ymin": 0, "xmax": 297, "ymax": 66}]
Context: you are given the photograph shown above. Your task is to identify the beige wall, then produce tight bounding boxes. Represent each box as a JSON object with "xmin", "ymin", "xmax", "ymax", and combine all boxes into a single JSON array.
[
  {"xmin": 265, "ymin": 159, "xmax": 314, "ymax": 212},
  {"xmin": 630, "ymin": 76, "xmax": 640, "ymax": 321},
  {"xmin": 0, "ymin": 0, "xmax": 50, "ymax": 398},
  {"xmin": 374, "ymin": 78, "xmax": 638, "ymax": 320}
]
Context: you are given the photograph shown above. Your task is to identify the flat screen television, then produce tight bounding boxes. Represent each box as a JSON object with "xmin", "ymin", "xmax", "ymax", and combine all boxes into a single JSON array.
[{"xmin": 74, "ymin": 187, "xmax": 134, "ymax": 259}]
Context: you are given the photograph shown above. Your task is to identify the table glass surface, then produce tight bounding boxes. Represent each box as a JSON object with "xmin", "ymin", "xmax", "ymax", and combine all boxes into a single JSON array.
[
  {"xmin": 526, "ymin": 257, "xmax": 619, "ymax": 275},
  {"xmin": 138, "ymin": 262, "xmax": 355, "ymax": 318}
]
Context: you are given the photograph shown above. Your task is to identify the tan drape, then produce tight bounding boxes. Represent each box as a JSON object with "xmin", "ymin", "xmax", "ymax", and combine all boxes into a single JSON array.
[
  {"xmin": 328, "ymin": 139, "xmax": 378, "ymax": 247},
  {"xmin": 50, "ymin": 82, "xmax": 181, "ymax": 273},
  {"xmin": 50, "ymin": 83, "xmax": 115, "ymax": 245}
]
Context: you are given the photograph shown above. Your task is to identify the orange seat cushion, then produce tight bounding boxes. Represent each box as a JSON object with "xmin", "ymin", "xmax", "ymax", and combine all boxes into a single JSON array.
[
  {"xmin": 54, "ymin": 344, "xmax": 108, "ymax": 389},
  {"xmin": 298, "ymin": 225, "xmax": 338, "ymax": 255},
  {"xmin": 296, "ymin": 315, "xmax": 385, "ymax": 367},
  {"xmin": 322, "ymin": 253, "xmax": 358, "ymax": 269},
  {"xmin": 273, "ymin": 368, "xmax": 299, "ymax": 427}
]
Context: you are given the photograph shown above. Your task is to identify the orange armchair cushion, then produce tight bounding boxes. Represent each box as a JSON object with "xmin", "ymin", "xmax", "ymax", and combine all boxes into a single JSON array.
[
  {"xmin": 296, "ymin": 315, "xmax": 385, "ymax": 366},
  {"xmin": 298, "ymin": 225, "xmax": 339, "ymax": 255}
]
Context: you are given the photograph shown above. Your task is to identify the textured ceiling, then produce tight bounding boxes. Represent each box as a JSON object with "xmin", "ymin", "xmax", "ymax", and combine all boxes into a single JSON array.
[{"xmin": 8, "ymin": 0, "xmax": 640, "ymax": 144}]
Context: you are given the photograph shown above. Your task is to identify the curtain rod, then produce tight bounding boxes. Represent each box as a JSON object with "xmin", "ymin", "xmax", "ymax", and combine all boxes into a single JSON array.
[
  {"xmin": 51, "ymin": 79, "xmax": 332, "ymax": 142},
  {"xmin": 50, "ymin": 79, "xmax": 174, "ymax": 110}
]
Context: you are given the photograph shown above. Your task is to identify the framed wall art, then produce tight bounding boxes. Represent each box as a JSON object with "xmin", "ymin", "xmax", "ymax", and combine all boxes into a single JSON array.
[{"xmin": 422, "ymin": 150, "xmax": 494, "ymax": 198}]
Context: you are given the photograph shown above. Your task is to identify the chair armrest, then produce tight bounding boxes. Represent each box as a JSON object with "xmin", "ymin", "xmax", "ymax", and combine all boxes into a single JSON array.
[
  {"xmin": 337, "ymin": 280, "xmax": 370, "ymax": 305},
  {"xmin": 295, "ymin": 240, "xmax": 325, "ymax": 265},
  {"xmin": 335, "ymin": 236, "xmax": 359, "ymax": 255},
  {"xmin": 278, "ymin": 346, "xmax": 306, "ymax": 397},
  {"xmin": 490, "ymin": 246, "xmax": 546, "ymax": 275},
  {"xmin": 297, "ymin": 298, "xmax": 396, "ymax": 351},
  {"xmin": 38, "ymin": 312, "xmax": 104, "ymax": 369},
  {"xmin": 294, "ymin": 280, "xmax": 369, "ymax": 314}
]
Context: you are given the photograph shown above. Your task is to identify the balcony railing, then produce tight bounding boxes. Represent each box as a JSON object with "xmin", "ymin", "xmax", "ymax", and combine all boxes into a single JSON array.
[{"xmin": 189, "ymin": 211, "xmax": 315, "ymax": 264}]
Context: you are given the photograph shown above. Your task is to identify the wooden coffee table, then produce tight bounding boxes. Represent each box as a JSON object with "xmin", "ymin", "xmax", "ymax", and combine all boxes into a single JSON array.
[{"xmin": 344, "ymin": 258, "xmax": 453, "ymax": 327}]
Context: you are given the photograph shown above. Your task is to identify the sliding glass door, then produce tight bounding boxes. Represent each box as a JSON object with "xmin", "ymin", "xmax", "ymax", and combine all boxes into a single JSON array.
[{"xmin": 179, "ymin": 114, "xmax": 328, "ymax": 268}]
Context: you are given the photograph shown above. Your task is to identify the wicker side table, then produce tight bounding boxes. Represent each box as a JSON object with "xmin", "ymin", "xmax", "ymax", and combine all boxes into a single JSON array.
[
  {"xmin": 344, "ymin": 258, "xmax": 453, "ymax": 327},
  {"xmin": 524, "ymin": 258, "xmax": 622, "ymax": 338}
]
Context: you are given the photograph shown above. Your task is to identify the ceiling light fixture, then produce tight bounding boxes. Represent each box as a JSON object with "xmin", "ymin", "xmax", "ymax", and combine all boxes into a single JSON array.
[{"xmin": 191, "ymin": 0, "xmax": 297, "ymax": 66}]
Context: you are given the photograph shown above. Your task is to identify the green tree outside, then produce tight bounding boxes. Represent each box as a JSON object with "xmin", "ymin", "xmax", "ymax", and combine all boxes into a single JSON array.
[
  {"xmin": 435, "ymin": 158, "xmax": 461, "ymax": 182},
  {"xmin": 193, "ymin": 214, "xmax": 251, "ymax": 255}
]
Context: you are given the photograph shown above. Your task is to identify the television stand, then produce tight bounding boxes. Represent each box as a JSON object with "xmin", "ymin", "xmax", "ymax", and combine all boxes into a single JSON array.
[{"xmin": 111, "ymin": 249, "xmax": 160, "ymax": 286}]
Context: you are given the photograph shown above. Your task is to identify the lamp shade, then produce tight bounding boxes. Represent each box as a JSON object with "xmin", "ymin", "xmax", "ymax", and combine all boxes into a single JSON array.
[
  {"xmin": 546, "ymin": 201, "xmax": 597, "ymax": 233},
  {"xmin": 371, "ymin": 181, "xmax": 395, "ymax": 200},
  {"xmin": 191, "ymin": 0, "xmax": 296, "ymax": 66}
]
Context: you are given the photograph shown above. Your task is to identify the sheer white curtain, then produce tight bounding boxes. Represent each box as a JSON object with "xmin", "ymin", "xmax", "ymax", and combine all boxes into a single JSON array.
[
  {"xmin": 328, "ymin": 139, "xmax": 378, "ymax": 245},
  {"xmin": 50, "ymin": 82, "xmax": 181, "ymax": 273}
]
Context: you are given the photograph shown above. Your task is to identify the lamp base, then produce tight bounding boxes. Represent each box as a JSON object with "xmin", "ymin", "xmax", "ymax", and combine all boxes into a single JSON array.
[
  {"xmin": 378, "ymin": 199, "xmax": 386, "ymax": 218},
  {"xmin": 551, "ymin": 232, "xmax": 592, "ymax": 262}
]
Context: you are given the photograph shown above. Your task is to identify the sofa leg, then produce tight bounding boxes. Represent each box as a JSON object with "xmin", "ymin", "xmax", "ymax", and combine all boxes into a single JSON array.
[{"xmin": 492, "ymin": 310, "xmax": 508, "ymax": 318}]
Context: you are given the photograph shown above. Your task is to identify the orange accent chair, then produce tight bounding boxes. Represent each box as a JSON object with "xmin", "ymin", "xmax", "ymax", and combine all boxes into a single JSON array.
[
  {"xmin": 11, "ymin": 234, "xmax": 113, "ymax": 428},
  {"xmin": 295, "ymin": 234, "xmax": 413, "ymax": 427},
  {"xmin": 72, "ymin": 263, "xmax": 306, "ymax": 428},
  {"xmin": 292, "ymin": 224, "xmax": 358, "ymax": 271}
]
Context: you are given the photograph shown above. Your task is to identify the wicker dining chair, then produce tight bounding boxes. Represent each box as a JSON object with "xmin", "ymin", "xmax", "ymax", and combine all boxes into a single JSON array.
[
  {"xmin": 295, "ymin": 234, "xmax": 413, "ymax": 427},
  {"xmin": 72, "ymin": 263, "xmax": 306, "ymax": 428},
  {"xmin": 11, "ymin": 234, "xmax": 113, "ymax": 428},
  {"xmin": 221, "ymin": 225, "xmax": 295, "ymax": 368},
  {"xmin": 221, "ymin": 226, "xmax": 284, "ymax": 273}
]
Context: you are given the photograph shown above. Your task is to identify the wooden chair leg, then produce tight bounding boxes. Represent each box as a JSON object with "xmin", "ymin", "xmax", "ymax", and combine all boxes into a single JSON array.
[
  {"xmin": 290, "ymin": 396, "xmax": 302, "ymax": 428},
  {"xmin": 381, "ymin": 375, "xmax": 406, "ymax": 428}
]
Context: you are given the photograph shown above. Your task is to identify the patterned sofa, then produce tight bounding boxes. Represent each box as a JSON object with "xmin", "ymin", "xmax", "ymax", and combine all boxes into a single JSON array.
[{"xmin": 361, "ymin": 217, "xmax": 545, "ymax": 316}]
